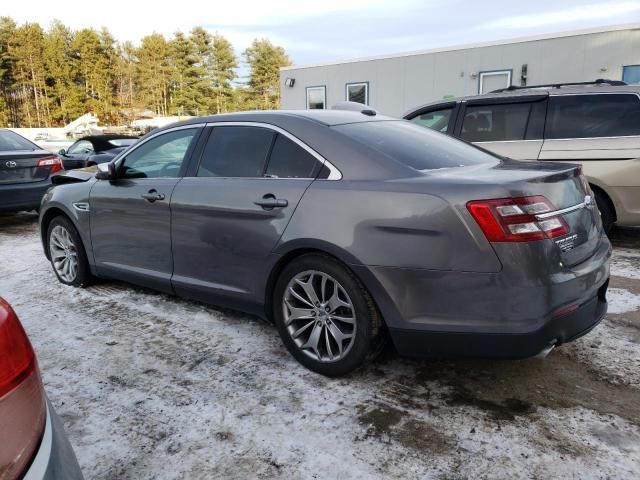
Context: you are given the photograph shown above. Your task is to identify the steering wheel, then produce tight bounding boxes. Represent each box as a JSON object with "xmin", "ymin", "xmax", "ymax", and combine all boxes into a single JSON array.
[{"xmin": 159, "ymin": 162, "xmax": 182, "ymax": 176}]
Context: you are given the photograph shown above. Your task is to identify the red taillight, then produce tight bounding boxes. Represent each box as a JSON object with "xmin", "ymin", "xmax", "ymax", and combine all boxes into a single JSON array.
[
  {"xmin": 467, "ymin": 196, "xmax": 569, "ymax": 242},
  {"xmin": 0, "ymin": 298, "xmax": 36, "ymax": 398},
  {"xmin": 37, "ymin": 155, "xmax": 63, "ymax": 174},
  {"xmin": 0, "ymin": 298, "xmax": 45, "ymax": 480}
]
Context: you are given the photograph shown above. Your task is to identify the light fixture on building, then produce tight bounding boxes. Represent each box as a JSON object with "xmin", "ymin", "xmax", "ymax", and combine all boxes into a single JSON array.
[
  {"xmin": 600, "ymin": 66, "xmax": 608, "ymax": 72},
  {"xmin": 470, "ymin": 72, "xmax": 478, "ymax": 79},
  {"xmin": 284, "ymin": 77, "xmax": 296, "ymax": 87}
]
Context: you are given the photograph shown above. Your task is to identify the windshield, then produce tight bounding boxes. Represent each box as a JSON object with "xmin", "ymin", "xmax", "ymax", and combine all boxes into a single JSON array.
[
  {"xmin": 109, "ymin": 138, "xmax": 137, "ymax": 147},
  {"xmin": 0, "ymin": 130, "xmax": 38, "ymax": 151},
  {"xmin": 334, "ymin": 120, "xmax": 497, "ymax": 171}
]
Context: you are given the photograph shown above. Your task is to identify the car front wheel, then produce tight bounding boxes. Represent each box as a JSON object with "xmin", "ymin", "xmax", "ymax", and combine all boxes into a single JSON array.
[
  {"xmin": 273, "ymin": 253, "xmax": 384, "ymax": 377},
  {"xmin": 47, "ymin": 216, "xmax": 93, "ymax": 287}
]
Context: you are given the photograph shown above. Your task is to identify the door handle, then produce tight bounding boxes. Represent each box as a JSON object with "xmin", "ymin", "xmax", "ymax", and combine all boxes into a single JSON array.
[
  {"xmin": 254, "ymin": 194, "xmax": 288, "ymax": 210},
  {"xmin": 141, "ymin": 190, "xmax": 165, "ymax": 202}
]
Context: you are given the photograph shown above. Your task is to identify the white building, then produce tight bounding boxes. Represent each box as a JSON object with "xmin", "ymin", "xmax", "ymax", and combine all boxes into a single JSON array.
[{"xmin": 280, "ymin": 23, "xmax": 640, "ymax": 117}]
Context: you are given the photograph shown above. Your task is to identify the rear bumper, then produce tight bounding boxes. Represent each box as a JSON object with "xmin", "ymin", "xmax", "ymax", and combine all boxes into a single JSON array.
[
  {"xmin": 24, "ymin": 399, "xmax": 83, "ymax": 480},
  {"xmin": 356, "ymin": 234, "xmax": 611, "ymax": 359},
  {"xmin": 390, "ymin": 283, "xmax": 607, "ymax": 358},
  {"xmin": 0, "ymin": 180, "xmax": 52, "ymax": 213}
]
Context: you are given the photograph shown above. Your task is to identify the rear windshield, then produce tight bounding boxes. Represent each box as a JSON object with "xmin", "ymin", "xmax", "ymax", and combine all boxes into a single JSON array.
[
  {"xmin": 334, "ymin": 120, "xmax": 496, "ymax": 171},
  {"xmin": 0, "ymin": 130, "xmax": 37, "ymax": 151}
]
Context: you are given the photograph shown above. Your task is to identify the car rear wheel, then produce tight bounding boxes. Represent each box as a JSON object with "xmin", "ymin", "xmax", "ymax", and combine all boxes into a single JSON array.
[
  {"xmin": 273, "ymin": 253, "xmax": 384, "ymax": 376},
  {"xmin": 47, "ymin": 216, "xmax": 93, "ymax": 287},
  {"xmin": 594, "ymin": 190, "xmax": 614, "ymax": 234}
]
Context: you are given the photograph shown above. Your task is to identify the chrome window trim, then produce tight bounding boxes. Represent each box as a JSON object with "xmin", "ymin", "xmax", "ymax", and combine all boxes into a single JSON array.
[
  {"xmin": 203, "ymin": 121, "xmax": 342, "ymax": 180},
  {"xmin": 474, "ymin": 139, "xmax": 543, "ymax": 144}
]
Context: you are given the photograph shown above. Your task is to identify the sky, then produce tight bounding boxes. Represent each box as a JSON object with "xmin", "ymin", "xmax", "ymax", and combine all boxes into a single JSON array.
[{"xmin": 3, "ymin": 0, "xmax": 640, "ymax": 71}]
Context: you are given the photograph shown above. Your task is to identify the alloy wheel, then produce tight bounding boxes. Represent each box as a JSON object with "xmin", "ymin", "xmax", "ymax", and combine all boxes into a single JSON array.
[
  {"xmin": 282, "ymin": 270, "xmax": 356, "ymax": 362},
  {"xmin": 49, "ymin": 225, "xmax": 79, "ymax": 283}
]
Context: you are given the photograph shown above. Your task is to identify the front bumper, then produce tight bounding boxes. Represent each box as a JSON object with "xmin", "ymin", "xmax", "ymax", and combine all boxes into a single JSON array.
[
  {"xmin": 0, "ymin": 180, "xmax": 52, "ymax": 213},
  {"xmin": 24, "ymin": 399, "xmax": 83, "ymax": 480}
]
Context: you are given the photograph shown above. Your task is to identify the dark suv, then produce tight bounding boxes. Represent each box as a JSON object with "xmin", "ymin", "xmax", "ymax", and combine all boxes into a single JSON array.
[{"xmin": 404, "ymin": 80, "xmax": 640, "ymax": 232}]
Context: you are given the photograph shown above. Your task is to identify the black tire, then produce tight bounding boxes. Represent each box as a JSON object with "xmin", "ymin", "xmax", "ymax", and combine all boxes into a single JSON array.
[
  {"xmin": 594, "ymin": 190, "xmax": 615, "ymax": 234},
  {"xmin": 47, "ymin": 216, "xmax": 94, "ymax": 287},
  {"xmin": 273, "ymin": 253, "xmax": 384, "ymax": 377}
]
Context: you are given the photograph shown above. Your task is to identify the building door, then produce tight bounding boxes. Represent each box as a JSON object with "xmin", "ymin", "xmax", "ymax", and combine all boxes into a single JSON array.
[{"xmin": 478, "ymin": 70, "xmax": 512, "ymax": 94}]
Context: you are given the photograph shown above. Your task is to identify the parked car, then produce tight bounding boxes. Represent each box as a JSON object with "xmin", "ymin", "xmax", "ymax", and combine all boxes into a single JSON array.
[
  {"xmin": 0, "ymin": 129, "xmax": 64, "ymax": 213},
  {"xmin": 58, "ymin": 135, "xmax": 138, "ymax": 170},
  {"xmin": 403, "ymin": 80, "xmax": 640, "ymax": 233},
  {"xmin": 0, "ymin": 297, "xmax": 83, "ymax": 479},
  {"xmin": 85, "ymin": 143, "xmax": 136, "ymax": 167},
  {"xmin": 39, "ymin": 110, "xmax": 610, "ymax": 376}
]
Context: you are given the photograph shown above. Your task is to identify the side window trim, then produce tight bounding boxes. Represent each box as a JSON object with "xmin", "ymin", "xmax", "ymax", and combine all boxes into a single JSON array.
[
  {"xmin": 200, "ymin": 121, "xmax": 342, "ymax": 180},
  {"xmin": 545, "ymin": 92, "xmax": 640, "ymax": 140},
  {"xmin": 117, "ymin": 124, "xmax": 205, "ymax": 179}
]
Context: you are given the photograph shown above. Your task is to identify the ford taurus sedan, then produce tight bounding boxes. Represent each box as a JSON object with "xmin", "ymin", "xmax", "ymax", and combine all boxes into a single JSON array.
[{"xmin": 38, "ymin": 110, "xmax": 610, "ymax": 376}]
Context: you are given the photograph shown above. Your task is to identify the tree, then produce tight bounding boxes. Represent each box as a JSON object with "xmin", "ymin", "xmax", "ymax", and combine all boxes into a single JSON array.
[
  {"xmin": 0, "ymin": 17, "xmax": 17, "ymax": 126},
  {"xmin": 43, "ymin": 20, "xmax": 85, "ymax": 125},
  {"xmin": 137, "ymin": 33, "xmax": 171, "ymax": 116},
  {"xmin": 243, "ymin": 39, "xmax": 291, "ymax": 110},
  {"xmin": 10, "ymin": 22, "xmax": 49, "ymax": 127},
  {"xmin": 211, "ymin": 34, "xmax": 237, "ymax": 113},
  {"xmin": 113, "ymin": 41, "xmax": 138, "ymax": 122}
]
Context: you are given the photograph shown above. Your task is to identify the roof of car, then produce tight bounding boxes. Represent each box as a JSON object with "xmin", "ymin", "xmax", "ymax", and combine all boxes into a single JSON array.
[
  {"xmin": 77, "ymin": 134, "xmax": 139, "ymax": 142},
  {"xmin": 164, "ymin": 110, "xmax": 396, "ymax": 129},
  {"xmin": 403, "ymin": 83, "xmax": 640, "ymax": 118}
]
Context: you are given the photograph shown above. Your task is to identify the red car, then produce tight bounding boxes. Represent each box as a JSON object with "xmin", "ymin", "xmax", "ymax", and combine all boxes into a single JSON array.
[{"xmin": 0, "ymin": 298, "xmax": 82, "ymax": 479}]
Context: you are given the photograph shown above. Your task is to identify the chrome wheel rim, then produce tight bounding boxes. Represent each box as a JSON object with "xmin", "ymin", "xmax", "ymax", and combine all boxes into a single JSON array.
[
  {"xmin": 283, "ymin": 270, "xmax": 356, "ymax": 363},
  {"xmin": 49, "ymin": 225, "xmax": 79, "ymax": 283}
]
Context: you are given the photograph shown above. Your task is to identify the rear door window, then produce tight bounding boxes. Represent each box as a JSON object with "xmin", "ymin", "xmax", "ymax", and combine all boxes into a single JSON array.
[
  {"xmin": 197, "ymin": 126, "xmax": 274, "ymax": 178},
  {"xmin": 265, "ymin": 134, "xmax": 320, "ymax": 178},
  {"xmin": 408, "ymin": 107, "xmax": 454, "ymax": 133},
  {"xmin": 546, "ymin": 94, "xmax": 640, "ymax": 138},
  {"xmin": 461, "ymin": 103, "xmax": 531, "ymax": 142}
]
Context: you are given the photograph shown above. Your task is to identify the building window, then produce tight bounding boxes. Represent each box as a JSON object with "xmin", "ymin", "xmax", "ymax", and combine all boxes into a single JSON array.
[
  {"xmin": 346, "ymin": 82, "xmax": 369, "ymax": 104},
  {"xmin": 306, "ymin": 86, "xmax": 326, "ymax": 110},
  {"xmin": 478, "ymin": 70, "xmax": 512, "ymax": 94},
  {"xmin": 623, "ymin": 65, "xmax": 640, "ymax": 85}
]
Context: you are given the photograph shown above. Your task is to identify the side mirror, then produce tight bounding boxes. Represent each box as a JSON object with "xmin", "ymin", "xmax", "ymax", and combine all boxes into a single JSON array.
[
  {"xmin": 58, "ymin": 149, "xmax": 66, "ymax": 156},
  {"xmin": 95, "ymin": 162, "xmax": 118, "ymax": 180}
]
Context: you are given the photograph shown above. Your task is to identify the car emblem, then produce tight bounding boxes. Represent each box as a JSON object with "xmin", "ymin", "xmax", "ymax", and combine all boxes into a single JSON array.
[
  {"xmin": 5, "ymin": 160, "xmax": 17, "ymax": 168},
  {"xmin": 584, "ymin": 195, "xmax": 594, "ymax": 209}
]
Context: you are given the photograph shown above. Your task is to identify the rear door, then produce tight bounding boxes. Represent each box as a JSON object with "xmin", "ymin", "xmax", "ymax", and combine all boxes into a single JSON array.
[
  {"xmin": 89, "ymin": 125, "xmax": 202, "ymax": 292},
  {"xmin": 457, "ymin": 96, "xmax": 548, "ymax": 160},
  {"xmin": 170, "ymin": 123, "xmax": 327, "ymax": 304}
]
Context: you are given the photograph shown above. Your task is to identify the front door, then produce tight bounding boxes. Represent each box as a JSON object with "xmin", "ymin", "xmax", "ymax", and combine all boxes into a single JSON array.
[
  {"xmin": 89, "ymin": 126, "xmax": 201, "ymax": 292},
  {"xmin": 171, "ymin": 124, "xmax": 326, "ymax": 305}
]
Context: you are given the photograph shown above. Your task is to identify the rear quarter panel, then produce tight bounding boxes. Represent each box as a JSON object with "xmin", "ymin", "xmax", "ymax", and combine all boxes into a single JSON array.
[{"xmin": 277, "ymin": 179, "xmax": 502, "ymax": 273}]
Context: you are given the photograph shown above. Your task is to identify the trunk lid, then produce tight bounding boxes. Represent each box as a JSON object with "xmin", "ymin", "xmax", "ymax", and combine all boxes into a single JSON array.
[{"xmin": 0, "ymin": 150, "xmax": 54, "ymax": 185}]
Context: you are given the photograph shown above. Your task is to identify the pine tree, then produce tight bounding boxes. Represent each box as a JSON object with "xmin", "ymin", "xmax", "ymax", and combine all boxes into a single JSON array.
[
  {"xmin": 211, "ymin": 34, "xmax": 237, "ymax": 113},
  {"xmin": 44, "ymin": 20, "xmax": 85, "ymax": 125},
  {"xmin": 0, "ymin": 17, "xmax": 17, "ymax": 126},
  {"xmin": 243, "ymin": 39, "xmax": 292, "ymax": 110},
  {"xmin": 137, "ymin": 33, "xmax": 171, "ymax": 116}
]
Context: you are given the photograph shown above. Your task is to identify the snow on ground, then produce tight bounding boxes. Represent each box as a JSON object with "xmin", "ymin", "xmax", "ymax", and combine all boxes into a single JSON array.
[{"xmin": 1, "ymin": 212, "xmax": 640, "ymax": 479}]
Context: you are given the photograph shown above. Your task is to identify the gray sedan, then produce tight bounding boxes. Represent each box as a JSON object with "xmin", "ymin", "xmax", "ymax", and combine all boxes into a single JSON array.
[{"xmin": 38, "ymin": 110, "xmax": 610, "ymax": 376}]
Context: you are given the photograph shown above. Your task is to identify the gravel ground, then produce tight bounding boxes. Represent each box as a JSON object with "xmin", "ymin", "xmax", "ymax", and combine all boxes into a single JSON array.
[{"xmin": 1, "ymin": 212, "xmax": 639, "ymax": 479}]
